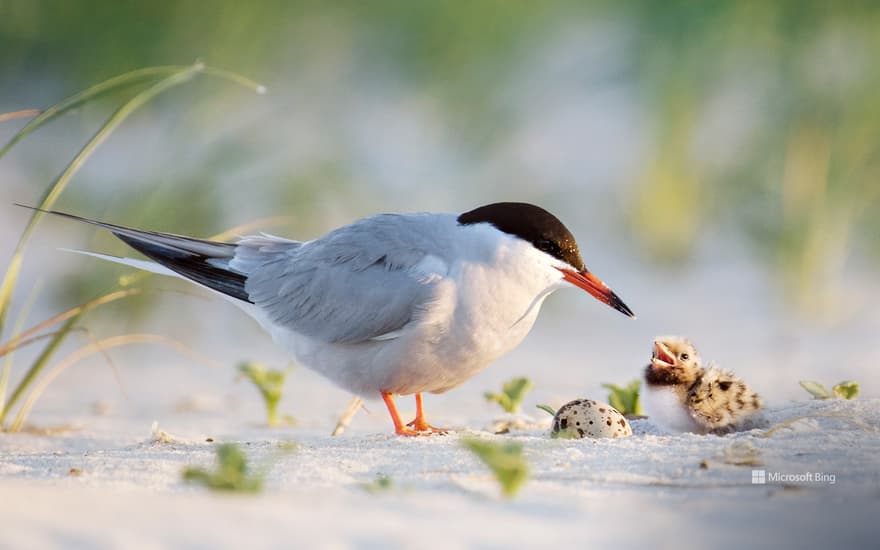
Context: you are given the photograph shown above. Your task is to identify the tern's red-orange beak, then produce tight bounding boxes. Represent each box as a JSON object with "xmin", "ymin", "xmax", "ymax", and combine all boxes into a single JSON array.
[{"xmin": 557, "ymin": 267, "xmax": 635, "ymax": 318}]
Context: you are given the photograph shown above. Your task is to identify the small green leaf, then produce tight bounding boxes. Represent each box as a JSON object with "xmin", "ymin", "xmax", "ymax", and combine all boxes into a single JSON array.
[
  {"xmin": 462, "ymin": 438, "xmax": 529, "ymax": 498},
  {"xmin": 832, "ymin": 381, "xmax": 859, "ymax": 400},
  {"xmin": 605, "ymin": 387, "xmax": 625, "ymax": 413},
  {"xmin": 484, "ymin": 392, "xmax": 510, "ymax": 412},
  {"xmin": 535, "ymin": 404, "xmax": 556, "ymax": 417},
  {"xmin": 484, "ymin": 377, "xmax": 533, "ymax": 413},
  {"xmin": 361, "ymin": 474, "xmax": 393, "ymax": 494},
  {"xmin": 799, "ymin": 381, "xmax": 830, "ymax": 400},
  {"xmin": 183, "ymin": 443, "xmax": 263, "ymax": 493},
  {"xmin": 602, "ymin": 379, "xmax": 643, "ymax": 415},
  {"xmin": 238, "ymin": 362, "xmax": 291, "ymax": 426}
]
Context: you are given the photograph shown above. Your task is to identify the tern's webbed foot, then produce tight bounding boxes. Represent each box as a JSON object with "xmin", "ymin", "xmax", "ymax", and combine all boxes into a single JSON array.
[{"xmin": 405, "ymin": 419, "xmax": 449, "ymax": 435}]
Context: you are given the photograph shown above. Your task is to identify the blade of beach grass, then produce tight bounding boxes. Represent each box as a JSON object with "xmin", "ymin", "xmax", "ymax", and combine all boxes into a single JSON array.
[
  {"xmin": 1, "ymin": 65, "xmax": 189, "ymax": 160},
  {"xmin": 0, "ymin": 64, "xmax": 204, "ymax": 336},
  {"xmin": 0, "ymin": 328, "xmax": 88, "ymax": 362},
  {"xmin": 0, "ymin": 63, "xmax": 265, "ymax": 160},
  {"xmin": 0, "ymin": 288, "xmax": 144, "ymax": 424},
  {"xmin": 0, "ymin": 62, "xmax": 265, "ymax": 336},
  {"xmin": 0, "ymin": 289, "xmax": 142, "ymax": 359},
  {"xmin": 0, "ymin": 280, "xmax": 43, "ymax": 416},
  {"xmin": 200, "ymin": 66, "xmax": 267, "ymax": 95},
  {"xmin": 80, "ymin": 325, "xmax": 129, "ymax": 400},
  {"xmin": 0, "ymin": 109, "xmax": 41, "ymax": 123},
  {"xmin": 0, "ymin": 286, "xmax": 213, "ymax": 425},
  {"xmin": 0, "ymin": 62, "xmax": 264, "ymax": 423},
  {"xmin": 0, "ymin": 317, "xmax": 78, "ymax": 426},
  {"xmin": 8, "ymin": 333, "xmax": 222, "ymax": 432},
  {"xmin": 331, "ymin": 396, "xmax": 364, "ymax": 436}
]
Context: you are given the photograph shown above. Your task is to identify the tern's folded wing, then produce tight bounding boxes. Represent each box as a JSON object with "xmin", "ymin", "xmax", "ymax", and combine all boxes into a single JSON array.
[{"xmin": 237, "ymin": 214, "xmax": 447, "ymax": 345}]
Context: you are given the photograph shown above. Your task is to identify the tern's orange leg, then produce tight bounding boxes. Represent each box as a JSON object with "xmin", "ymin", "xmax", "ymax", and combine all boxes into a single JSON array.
[
  {"xmin": 381, "ymin": 392, "xmax": 421, "ymax": 436},
  {"xmin": 405, "ymin": 393, "xmax": 448, "ymax": 434}
]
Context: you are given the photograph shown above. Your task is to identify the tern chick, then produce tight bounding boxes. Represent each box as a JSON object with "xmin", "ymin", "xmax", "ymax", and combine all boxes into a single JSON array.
[
  {"xmin": 642, "ymin": 336, "xmax": 763, "ymax": 434},
  {"xmin": 686, "ymin": 365, "xmax": 763, "ymax": 434}
]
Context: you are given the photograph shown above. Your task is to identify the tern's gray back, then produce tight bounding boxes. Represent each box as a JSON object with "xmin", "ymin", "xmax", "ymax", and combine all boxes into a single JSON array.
[{"xmin": 236, "ymin": 213, "xmax": 455, "ymax": 344}]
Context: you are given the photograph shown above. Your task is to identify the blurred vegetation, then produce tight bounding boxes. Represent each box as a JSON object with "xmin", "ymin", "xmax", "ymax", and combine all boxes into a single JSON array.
[
  {"xmin": 462, "ymin": 437, "xmax": 529, "ymax": 499},
  {"xmin": 2, "ymin": 0, "xmax": 879, "ymax": 317},
  {"xmin": 602, "ymin": 379, "xmax": 643, "ymax": 416},
  {"xmin": 799, "ymin": 380, "xmax": 860, "ymax": 400},
  {"xmin": 183, "ymin": 443, "xmax": 265, "ymax": 493},
  {"xmin": 238, "ymin": 361, "xmax": 295, "ymax": 427},
  {"xmin": 484, "ymin": 376, "xmax": 533, "ymax": 414},
  {"xmin": 0, "ymin": 64, "xmax": 260, "ymax": 427}
]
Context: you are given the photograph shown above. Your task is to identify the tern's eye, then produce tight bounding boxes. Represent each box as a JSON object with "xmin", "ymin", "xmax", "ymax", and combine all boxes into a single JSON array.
[
  {"xmin": 680, "ymin": 353, "xmax": 689, "ymax": 360},
  {"xmin": 536, "ymin": 239, "xmax": 557, "ymax": 253}
]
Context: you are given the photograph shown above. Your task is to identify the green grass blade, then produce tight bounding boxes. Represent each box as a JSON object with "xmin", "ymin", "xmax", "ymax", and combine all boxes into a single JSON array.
[
  {"xmin": 0, "ymin": 287, "xmax": 141, "ymax": 426},
  {"xmin": 0, "ymin": 316, "xmax": 78, "ymax": 426},
  {"xmin": 0, "ymin": 289, "xmax": 141, "ymax": 359},
  {"xmin": 0, "ymin": 109, "xmax": 41, "ymax": 124},
  {"xmin": 8, "ymin": 333, "xmax": 213, "ymax": 431},
  {"xmin": 0, "ymin": 62, "xmax": 265, "ymax": 338},
  {"xmin": 0, "ymin": 65, "xmax": 190, "ymax": 160},
  {"xmin": 201, "ymin": 66, "xmax": 267, "ymax": 95},
  {"xmin": 0, "ymin": 64, "xmax": 195, "ymax": 337},
  {"xmin": 0, "ymin": 328, "xmax": 86, "ymax": 360},
  {"xmin": 0, "ymin": 63, "xmax": 265, "ymax": 160},
  {"xmin": 0, "ymin": 62, "xmax": 264, "ymax": 426},
  {"xmin": 0, "ymin": 280, "xmax": 42, "ymax": 417}
]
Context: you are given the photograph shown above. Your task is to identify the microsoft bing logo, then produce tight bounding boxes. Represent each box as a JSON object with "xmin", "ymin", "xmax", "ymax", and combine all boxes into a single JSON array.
[{"xmin": 752, "ymin": 470, "xmax": 766, "ymax": 484}]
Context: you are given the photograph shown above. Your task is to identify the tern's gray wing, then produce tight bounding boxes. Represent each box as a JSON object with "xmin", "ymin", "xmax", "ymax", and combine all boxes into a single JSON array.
[{"xmin": 235, "ymin": 214, "xmax": 447, "ymax": 344}]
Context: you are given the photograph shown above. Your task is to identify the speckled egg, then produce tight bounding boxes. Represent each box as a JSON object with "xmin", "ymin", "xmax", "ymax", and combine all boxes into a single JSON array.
[{"xmin": 551, "ymin": 399, "xmax": 632, "ymax": 439}]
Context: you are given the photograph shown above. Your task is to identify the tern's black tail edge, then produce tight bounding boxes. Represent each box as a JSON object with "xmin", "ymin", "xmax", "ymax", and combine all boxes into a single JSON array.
[
  {"xmin": 114, "ymin": 233, "xmax": 252, "ymax": 303},
  {"xmin": 15, "ymin": 204, "xmax": 253, "ymax": 303}
]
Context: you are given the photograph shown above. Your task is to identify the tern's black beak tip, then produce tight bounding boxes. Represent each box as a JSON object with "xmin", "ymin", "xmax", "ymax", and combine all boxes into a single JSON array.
[{"xmin": 610, "ymin": 292, "xmax": 636, "ymax": 319}]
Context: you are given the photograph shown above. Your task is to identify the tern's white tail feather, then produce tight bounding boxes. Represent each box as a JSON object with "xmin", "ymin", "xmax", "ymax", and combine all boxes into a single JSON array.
[{"xmin": 61, "ymin": 248, "xmax": 179, "ymax": 278}]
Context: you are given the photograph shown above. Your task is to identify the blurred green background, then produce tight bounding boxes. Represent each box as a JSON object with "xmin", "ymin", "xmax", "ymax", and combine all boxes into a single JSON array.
[{"xmin": 2, "ymin": 0, "xmax": 879, "ymax": 318}]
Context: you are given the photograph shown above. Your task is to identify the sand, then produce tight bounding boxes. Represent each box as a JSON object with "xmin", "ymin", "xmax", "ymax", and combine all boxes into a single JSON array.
[{"xmin": 2, "ymin": 395, "xmax": 878, "ymax": 549}]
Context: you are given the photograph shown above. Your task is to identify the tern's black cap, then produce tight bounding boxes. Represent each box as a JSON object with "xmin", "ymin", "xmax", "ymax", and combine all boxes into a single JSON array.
[{"xmin": 458, "ymin": 202, "xmax": 585, "ymax": 271}]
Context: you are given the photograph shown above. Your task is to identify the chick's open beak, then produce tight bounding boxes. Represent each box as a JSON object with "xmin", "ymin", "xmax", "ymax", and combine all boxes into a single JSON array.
[
  {"xmin": 557, "ymin": 267, "xmax": 635, "ymax": 318},
  {"xmin": 652, "ymin": 340, "xmax": 675, "ymax": 367}
]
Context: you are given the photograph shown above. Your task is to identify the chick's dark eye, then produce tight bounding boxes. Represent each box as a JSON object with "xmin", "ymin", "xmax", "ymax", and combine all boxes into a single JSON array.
[{"xmin": 680, "ymin": 353, "xmax": 689, "ymax": 360}]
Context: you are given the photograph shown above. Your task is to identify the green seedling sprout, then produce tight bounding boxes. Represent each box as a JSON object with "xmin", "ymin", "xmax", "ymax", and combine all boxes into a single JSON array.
[
  {"xmin": 361, "ymin": 474, "xmax": 393, "ymax": 494},
  {"xmin": 800, "ymin": 381, "xmax": 829, "ymax": 399},
  {"xmin": 535, "ymin": 404, "xmax": 556, "ymax": 417},
  {"xmin": 799, "ymin": 380, "xmax": 860, "ymax": 400},
  {"xmin": 183, "ymin": 443, "xmax": 264, "ymax": 493},
  {"xmin": 602, "ymin": 379, "xmax": 643, "ymax": 416},
  {"xmin": 462, "ymin": 438, "xmax": 529, "ymax": 499},
  {"xmin": 183, "ymin": 441, "xmax": 296, "ymax": 494},
  {"xmin": 484, "ymin": 377, "xmax": 533, "ymax": 414},
  {"xmin": 832, "ymin": 381, "xmax": 860, "ymax": 400},
  {"xmin": 238, "ymin": 362, "xmax": 293, "ymax": 426}
]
